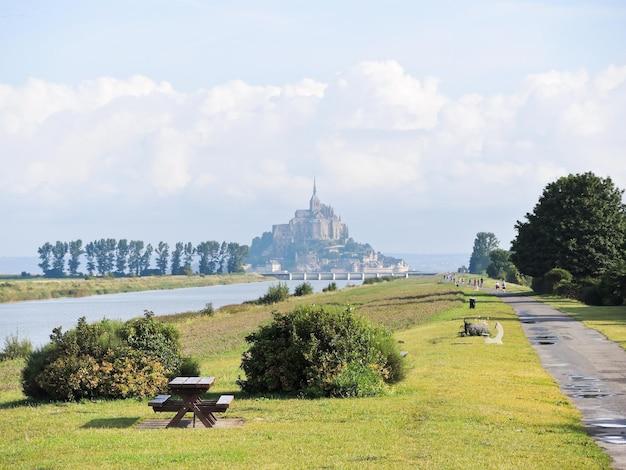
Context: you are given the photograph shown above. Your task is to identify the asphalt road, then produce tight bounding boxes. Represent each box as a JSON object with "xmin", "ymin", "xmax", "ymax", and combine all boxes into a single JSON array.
[{"xmin": 501, "ymin": 294, "xmax": 626, "ymax": 469}]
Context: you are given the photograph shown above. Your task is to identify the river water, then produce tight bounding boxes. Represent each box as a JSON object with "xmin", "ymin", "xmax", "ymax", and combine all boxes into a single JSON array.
[{"xmin": 0, "ymin": 279, "xmax": 361, "ymax": 347}]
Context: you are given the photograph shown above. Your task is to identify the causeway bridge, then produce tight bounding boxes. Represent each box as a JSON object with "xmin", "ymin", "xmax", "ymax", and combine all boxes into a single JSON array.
[{"xmin": 261, "ymin": 271, "xmax": 435, "ymax": 281}]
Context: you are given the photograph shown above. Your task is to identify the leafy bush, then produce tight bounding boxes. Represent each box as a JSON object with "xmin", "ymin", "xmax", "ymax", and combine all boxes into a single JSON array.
[
  {"xmin": 178, "ymin": 356, "xmax": 201, "ymax": 376},
  {"xmin": 363, "ymin": 276, "xmax": 398, "ymax": 285},
  {"xmin": 257, "ymin": 282, "xmax": 290, "ymax": 304},
  {"xmin": 0, "ymin": 334, "xmax": 32, "ymax": 361},
  {"xmin": 22, "ymin": 312, "xmax": 191, "ymax": 401},
  {"xmin": 238, "ymin": 305, "xmax": 405, "ymax": 397},
  {"xmin": 118, "ymin": 311, "xmax": 181, "ymax": 375},
  {"xmin": 201, "ymin": 302, "xmax": 215, "ymax": 316},
  {"xmin": 554, "ymin": 280, "xmax": 579, "ymax": 298},
  {"xmin": 543, "ymin": 268, "xmax": 573, "ymax": 294},
  {"xmin": 322, "ymin": 282, "xmax": 338, "ymax": 292},
  {"xmin": 330, "ymin": 362, "xmax": 384, "ymax": 397},
  {"xmin": 293, "ymin": 282, "xmax": 314, "ymax": 296}
]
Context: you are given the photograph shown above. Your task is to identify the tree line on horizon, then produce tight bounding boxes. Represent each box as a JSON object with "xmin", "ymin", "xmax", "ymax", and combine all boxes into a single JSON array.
[{"xmin": 36, "ymin": 239, "xmax": 249, "ymax": 278}]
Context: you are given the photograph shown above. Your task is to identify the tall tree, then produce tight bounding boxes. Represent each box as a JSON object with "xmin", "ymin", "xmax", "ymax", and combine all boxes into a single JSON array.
[
  {"xmin": 227, "ymin": 243, "xmax": 249, "ymax": 273},
  {"xmin": 207, "ymin": 241, "xmax": 221, "ymax": 274},
  {"xmin": 468, "ymin": 232, "xmax": 499, "ymax": 274},
  {"xmin": 155, "ymin": 241, "xmax": 169, "ymax": 275},
  {"xmin": 94, "ymin": 239, "xmax": 108, "ymax": 275},
  {"xmin": 105, "ymin": 238, "xmax": 117, "ymax": 274},
  {"xmin": 49, "ymin": 241, "xmax": 68, "ymax": 277},
  {"xmin": 171, "ymin": 242, "xmax": 183, "ymax": 275},
  {"xmin": 115, "ymin": 239, "xmax": 130, "ymax": 275},
  {"xmin": 128, "ymin": 240, "xmax": 145, "ymax": 276},
  {"xmin": 511, "ymin": 172, "xmax": 626, "ymax": 277},
  {"xmin": 140, "ymin": 243, "xmax": 153, "ymax": 274},
  {"xmin": 183, "ymin": 242, "xmax": 195, "ymax": 273},
  {"xmin": 68, "ymin": 240, "xmax": 84, "ymax": 276},
  {"xmin": 37, "ymin": 242, "xmax": 53, "ymax": 276},
  {"xmin": 218, "ymin": 241, "xmax": 228, "ymax": 273},
  {"xmin": 85, "ymin": 242, "xmax": 96, "ymax": 276}
]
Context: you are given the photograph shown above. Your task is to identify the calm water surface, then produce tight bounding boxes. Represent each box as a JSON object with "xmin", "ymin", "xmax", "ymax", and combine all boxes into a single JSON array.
[{"xmin": 0, "ymin": 280, "xmax": 361, "ymax": 347}]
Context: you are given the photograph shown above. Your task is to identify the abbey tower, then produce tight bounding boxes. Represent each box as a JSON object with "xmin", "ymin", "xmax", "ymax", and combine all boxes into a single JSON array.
[{"xmin": 271, "ymin": 179, "xmax": 349, "ymax": 246}]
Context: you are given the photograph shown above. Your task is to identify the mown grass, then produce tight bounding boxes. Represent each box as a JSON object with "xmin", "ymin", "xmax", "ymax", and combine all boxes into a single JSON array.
[
  {"xmin": 0, "ymin": 274, "xmax": 263, "ymax": 303},
  {"xmin": 0, "ymin": 279, "xmax": 610, "ymax": 469},
  {"xmin": 540, "ymin": 295, "xmax": 626, "ymax": 350}
]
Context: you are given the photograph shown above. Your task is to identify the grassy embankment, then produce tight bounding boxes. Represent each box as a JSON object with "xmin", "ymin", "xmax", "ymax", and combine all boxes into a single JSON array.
[
  {"xmin": 541, "ymin": 296, "xmax": 626, "ymax": 350},
  {"xmin": 0, "ymin": 278, "xmax": 610, "ymax": 468},
  {"xmin": 0, "ymin": 274, "xmax": 264, "ymax": 304}
]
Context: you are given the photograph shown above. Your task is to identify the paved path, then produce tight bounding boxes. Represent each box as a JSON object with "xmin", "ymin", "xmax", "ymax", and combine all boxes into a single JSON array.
[{"xmin": 500, "ymin": 294, "xmax": 626, "ymax": 469}]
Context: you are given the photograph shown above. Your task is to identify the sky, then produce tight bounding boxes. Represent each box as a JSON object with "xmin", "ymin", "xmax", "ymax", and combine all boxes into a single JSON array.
[{"xmin": 1, "ymin": 0, "xmax": 626, "ymax": 257}]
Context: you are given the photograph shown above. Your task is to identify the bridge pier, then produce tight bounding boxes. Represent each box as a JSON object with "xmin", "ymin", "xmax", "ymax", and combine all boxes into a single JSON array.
[
  {"xmin": 376, "ymin": 272, "xmax": 380, "ymax": 279},
  {"xmin": 303, "ymin": 272, "xmax": 307, "ymax": 281},
  {"xmin": 347, "ymin": 272, "xmax": 351, "ymax": 281},
  {"xmin": 362, "ymin": 273, "xmax": 366, "ymax": 280},
  {"xmin": 332, "ymin": 273, "xmax": 336, "ymax": 280},
  {"xmin": 288, "ymin": 273, "xmax": 292, "ymax": 280},
  {"xmin": 318, "ymin": 273, "xmax": 321, "ymax": 280},
  {"xmin": 405, "ymin": 272, "xmax": 409, "ymax": 278}
]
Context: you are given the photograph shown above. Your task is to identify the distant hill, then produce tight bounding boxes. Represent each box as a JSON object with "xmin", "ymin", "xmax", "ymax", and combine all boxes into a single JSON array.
[
  {"xmin": 0, "ymin": 257, "xmax": 41, "ymax": 275},
  {"xmin": 387, "ymin": 253, "xmax": 469, "ymax": 273}
]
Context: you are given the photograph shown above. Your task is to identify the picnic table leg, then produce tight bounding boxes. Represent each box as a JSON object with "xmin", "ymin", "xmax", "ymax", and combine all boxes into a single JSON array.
[
  {"xmin": 166, "ymin": 406, "xmax": 190, "ymax": 428},
  {"xmin": 191, "ymin": 403, "xmax": 215, "ymax": 428}
]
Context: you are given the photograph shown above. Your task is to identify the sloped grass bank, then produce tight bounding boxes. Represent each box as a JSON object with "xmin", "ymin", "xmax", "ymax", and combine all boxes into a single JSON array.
[
  {"xmin": 0, "ymin": 281, "xmax": 609, "ymax": 469},
  {"xmin": 0, "ymin": 274, "xmax": 263, "ymax": 303}
]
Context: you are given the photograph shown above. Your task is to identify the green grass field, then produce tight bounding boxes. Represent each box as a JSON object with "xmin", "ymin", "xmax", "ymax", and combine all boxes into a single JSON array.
[
  {"xmin": 541, "ymin": 296, "xmax": 626, "ymax": 350},
  {"xmin": 0, "ymin": 279, "xmax": 610, "ymax": 469},
  {"xmin": 0, "ymin": 274, "xmax": 263, "ymax": 303}
]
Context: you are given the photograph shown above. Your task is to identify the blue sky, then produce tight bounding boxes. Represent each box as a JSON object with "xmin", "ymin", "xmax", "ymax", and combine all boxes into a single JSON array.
[{"xmin": 1, "ymin": 1, "xmax": 625, "ymax": 257}]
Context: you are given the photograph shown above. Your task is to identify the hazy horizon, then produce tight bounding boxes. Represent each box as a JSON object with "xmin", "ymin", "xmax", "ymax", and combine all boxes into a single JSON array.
[{"xmin": 2, "ymin": 1, "xmax": 625, "ymax": 257}]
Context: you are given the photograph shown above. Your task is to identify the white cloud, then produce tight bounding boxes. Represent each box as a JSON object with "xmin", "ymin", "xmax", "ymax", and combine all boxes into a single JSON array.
[{"xmin": 1, "ymin": 61, "xmax": 625, "ymax": 252}]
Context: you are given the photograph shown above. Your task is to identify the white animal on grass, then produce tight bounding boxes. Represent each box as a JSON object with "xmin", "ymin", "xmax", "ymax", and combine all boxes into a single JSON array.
[{"xmin": 484, "ymin": 321, "xmax": 504, "ymax": 345}]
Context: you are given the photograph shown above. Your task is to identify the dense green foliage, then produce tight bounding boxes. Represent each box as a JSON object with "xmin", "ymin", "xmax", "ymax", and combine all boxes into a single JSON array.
[
  {"xmin": 238, "ymin": 305, "xmax": 405, "ymax": 397},
  {"xmin": 0, "ymin": 335, "xmax": 32, "ymax": 361},
  {"xmin": 37, "ymin": 238, "xmax": 248, "ymax": 278},
  {"xmin": 531, "ymin": 268, "xmax": 573, "ymax": 294},
  {"xmin": 362, "ymin": 276, "xmax": 400, "ymax": 285},
  {"xmin": 22, "ymin": 313, "xmax": 190, "ymax": 401},
  {"xmin": 293, "ymin": 282, "xmax": 314, "ymax": 296},
  {"xmin": 468, "ymin": 232, "xmax": 499, "ymax": 274},
  {"xmin": 322, "ymin": 281, "xmax": 338, "ymax": 292},
  {"xmin": 256, "ymin": 282, "xmax": 290, "ymax": 304},
  {"xmin": 511, "ymin": 173, "xmax": 626, "ymax": 278}
]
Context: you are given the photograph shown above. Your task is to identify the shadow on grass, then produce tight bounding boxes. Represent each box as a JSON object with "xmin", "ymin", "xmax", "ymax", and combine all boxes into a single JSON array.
[
  {"xmin": 82, "ymin": 417, "xmax": 140, "ymax": 429},
  {"xmin": 0, "ymin": 398, "xmax": 50, "ymax": 409}
]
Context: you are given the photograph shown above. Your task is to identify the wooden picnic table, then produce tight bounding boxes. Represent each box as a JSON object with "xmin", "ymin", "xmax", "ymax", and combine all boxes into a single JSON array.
[{"xmin": 166, "ymin": 376, "xmax": 215, "ymax": 428}]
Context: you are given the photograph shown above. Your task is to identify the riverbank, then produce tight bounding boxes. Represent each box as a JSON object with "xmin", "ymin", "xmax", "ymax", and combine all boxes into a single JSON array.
[
  {"xmin": 0, "ymin": 274, "xmax": 265, "ymax": 303},
  {"xmin": 0, "ymin": 278, "xmax": 609, "ymax": 468}
]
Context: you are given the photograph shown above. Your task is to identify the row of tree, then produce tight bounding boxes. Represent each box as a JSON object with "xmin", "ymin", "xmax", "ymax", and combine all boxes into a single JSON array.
[{"xmin": 37, "ymin": 239, "xmax": 249, "ymax": 277}]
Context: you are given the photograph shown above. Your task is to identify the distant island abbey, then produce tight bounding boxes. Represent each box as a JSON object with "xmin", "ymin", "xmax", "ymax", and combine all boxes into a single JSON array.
[{"xmin": 248, "ymin": 180, "xmax": 408, "ymax": 273}]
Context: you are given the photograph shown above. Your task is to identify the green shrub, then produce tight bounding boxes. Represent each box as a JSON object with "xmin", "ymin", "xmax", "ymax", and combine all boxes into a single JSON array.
[
  {"xmin": 178, "ymin": 356, "xmax": 201, "ymax": 376},
  {"xmin": 0, "ymin": 334, "xmax": 32, "ymax": 361},
  {"xmin": 554, "ymin": 280, "xmax": 579, "ymax": 298},
  {"xmin": 21, "ymin": 312, "xmax": 192, "ymax": 401},
  {"xmin": 257, "ymin": 283, "xmax": 290, "ymax": 304},
  {"xmin": 322, "ymin": 281, "xmax": 338, "ymax": 292},
  {"xmin": 238, "ymin": 305, "xmax": 405, "ymax": 397},
  {"xmin": 363, "ymin": 276, "xmax": 397, "ymax": 285},
  {"xmin": 293, "ymin": 282, "xmax": 314, "ymax": 296},
  {"xmin": 330, "ymin": 362, "xmax": 385, "ymax": 397},
  {"xmin": 201, "ymin": 302, "xmax": 215, "ymax": 316},
  {"xmin": 118, "ymin": 311, "xmax": 181, "ymax": 375},
  {"xmin": 542, "ymin": 268, "xmax": 573, "ymax": 294}
]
